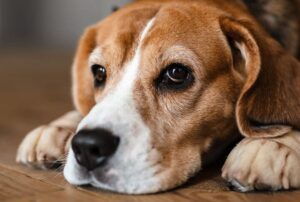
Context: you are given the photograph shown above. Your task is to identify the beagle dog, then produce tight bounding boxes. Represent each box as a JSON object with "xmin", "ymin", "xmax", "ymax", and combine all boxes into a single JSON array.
[{"xmin": 17, "ymin": 0, "xmax": 300, "ymax": 194}]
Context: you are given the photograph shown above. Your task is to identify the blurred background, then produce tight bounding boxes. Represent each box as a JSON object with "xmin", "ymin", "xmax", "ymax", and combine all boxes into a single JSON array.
[
  {"xmin": 0, "ymin": 0, "xmax": 129, "ymax": 156},
  {"xmin": 0, "ymin": 0, "xmax": 130, "ymax": 49}
]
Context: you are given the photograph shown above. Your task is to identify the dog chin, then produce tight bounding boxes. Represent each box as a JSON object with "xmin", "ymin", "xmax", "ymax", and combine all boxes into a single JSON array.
[
  {"xmin": 63, "ymin": 149, "xmax": 177, "ymax": 194},
  {"xmin": 89, "ymin": 172, "xmax": 166, "ymax": 194}
]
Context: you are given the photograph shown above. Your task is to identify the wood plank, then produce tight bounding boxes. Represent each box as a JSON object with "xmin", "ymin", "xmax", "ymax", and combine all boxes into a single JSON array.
[
  {"xmin": 6, "ymin": 189, "xmax": 190, "ymax": 202},
  {"xmin": 175, "ymin": 190, "xmax": 300, "ymax": 202},
  {"xmin": 0, "ymin": 163, "xmax": 67, "ymax": 188},
  {"xmin": 5, "ymin": 185, "xmax": 192, "ymax": 202},
  {"xmin": 0, "ymin": 165, "xmax": 62, "ymax": 201}
]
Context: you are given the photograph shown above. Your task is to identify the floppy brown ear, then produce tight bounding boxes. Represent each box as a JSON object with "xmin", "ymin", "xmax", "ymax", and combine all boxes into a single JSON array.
[
  {"xmin": 220, "ymin": 17, "xmax": 300, "ymax": 138},
  {"xmin": 72, "ymin": 26, "xmax": 97, "ymax": 116}
]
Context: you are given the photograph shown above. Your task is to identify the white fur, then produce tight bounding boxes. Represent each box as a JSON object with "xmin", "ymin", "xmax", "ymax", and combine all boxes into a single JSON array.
[
  {"xmin": 88, "ymin": 47, "xmax": 103, "ymax": 66},
  {"xmin": 64, "ymin": 18, "xmax": 168, "ymax": 194},
  {"xmin": 230, "ymin": 179, "xmax": 253, "ymax": 192},
  {"xmin": 223, "ymin": 132, "xmax": 300, "ymax": 192},
  {"xmin": 76, "ymin": 18, "xmax": 155, "ymax": 133}
]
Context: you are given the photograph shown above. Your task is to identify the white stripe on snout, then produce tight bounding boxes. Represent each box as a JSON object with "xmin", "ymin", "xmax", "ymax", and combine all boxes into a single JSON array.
[
  {"xmin": 77, "ymin": 18, "xmax": 155, "ymax": 133},
  {"xmin": 64, "ymin": 18, "xmax": 162, "ymax": 191}
]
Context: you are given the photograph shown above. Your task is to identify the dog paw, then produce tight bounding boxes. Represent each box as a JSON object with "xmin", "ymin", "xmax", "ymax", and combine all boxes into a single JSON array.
[
  {"xmin": 222, "ymin": 133, "xmax": 300, "ymax": 192},
  {"xmin": 16, "ymin": 125, "xmax": 74, "ymax": 169}
]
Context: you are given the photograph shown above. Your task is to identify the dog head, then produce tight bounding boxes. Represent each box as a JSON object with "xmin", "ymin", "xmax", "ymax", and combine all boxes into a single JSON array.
[{"xmin": 64, "ymin": 0, "xmax": 300, "ymax": 194}]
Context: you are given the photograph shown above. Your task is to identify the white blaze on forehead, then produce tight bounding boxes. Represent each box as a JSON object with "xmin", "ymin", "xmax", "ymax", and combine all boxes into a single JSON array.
[
  {"xmin": 65, "ymin": 18, "xmax": 170, "ymax": 193},
  {"xmin": 65, "ymin": 18, "xmax": 158, "ymax": 191},
  {"xmin": 77, "ymin": 17, "xmax": 156, "ymax": 133}
]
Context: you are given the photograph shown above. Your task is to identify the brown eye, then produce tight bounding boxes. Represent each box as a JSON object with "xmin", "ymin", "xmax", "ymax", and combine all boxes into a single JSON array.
[
  {"xmin": 91, "ymin": 64, "xmax": 106, "ymax": 87},
  {"xmin": 157, "ymin": 63, "xmax": 194, "ymax": 91}
]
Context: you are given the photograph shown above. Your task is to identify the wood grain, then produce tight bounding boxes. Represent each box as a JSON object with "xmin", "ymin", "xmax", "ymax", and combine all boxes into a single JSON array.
[{"xmin": 0, "ymin": 165, "xmax": 61, "ymax": 201}]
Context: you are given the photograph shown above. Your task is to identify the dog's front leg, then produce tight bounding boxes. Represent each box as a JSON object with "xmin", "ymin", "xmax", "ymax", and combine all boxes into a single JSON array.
[
  {"xmin": 222, "ymin": 131, "xmax": 300, "ymax": 192},
  {"xmin": 16, "ymin": 111, "xmax": 82, "ymax": 169}
]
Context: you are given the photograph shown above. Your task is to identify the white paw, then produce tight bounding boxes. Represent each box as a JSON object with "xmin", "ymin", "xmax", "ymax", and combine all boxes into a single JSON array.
[
  {"xmin": 222, "ymin": 133, "xmax": 300, "ymax": 192},
  {"xmin": 16, "ymin": 125, "xmax": 74, "ymax": 169}
]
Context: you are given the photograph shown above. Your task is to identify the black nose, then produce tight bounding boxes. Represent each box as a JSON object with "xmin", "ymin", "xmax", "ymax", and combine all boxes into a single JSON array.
[{"xmin": 71, "ymin": 129, "xmax": 120, "ymax": 171}]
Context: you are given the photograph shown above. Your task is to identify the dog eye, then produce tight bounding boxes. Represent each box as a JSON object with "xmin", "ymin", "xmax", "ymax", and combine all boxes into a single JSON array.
[
  {"xmin": 157, "ymin": 63, "xmax": 194, "ymax": 91},
  {"xmin": 91, "ymin": 64, "xmax": 106, "ymax": 87}
]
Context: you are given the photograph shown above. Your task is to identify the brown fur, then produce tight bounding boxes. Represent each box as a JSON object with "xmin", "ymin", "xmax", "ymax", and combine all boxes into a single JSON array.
[
  {"xmin": 221, "ymin": 17, "xmax": 300, "ymax": 137},
  {"xmin": 71, "ymin": 0, "xmax": 300, "ymax": 182},
  {"xmin": 73, "ymin": 0, "xmax": 300, "ymax": 139},
  {"xmin": 17, "ymin": 0, "xmax": 300, "ymax": 193}
]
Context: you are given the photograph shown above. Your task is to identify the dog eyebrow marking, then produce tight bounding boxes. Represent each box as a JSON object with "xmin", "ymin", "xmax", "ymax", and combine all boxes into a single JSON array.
[{"xmin": 89, "ymin": 47, "xmax": 103, "ymax": 66}]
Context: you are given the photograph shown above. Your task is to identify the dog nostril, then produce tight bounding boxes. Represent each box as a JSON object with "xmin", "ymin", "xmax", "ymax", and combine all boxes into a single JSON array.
[
  {"xmin": 72, "ymin": 145, "xmax": 81, "ymax": 155},
  {"xmin": 90, "ymin": 146, "xmax": 100, "ymax": 156}
]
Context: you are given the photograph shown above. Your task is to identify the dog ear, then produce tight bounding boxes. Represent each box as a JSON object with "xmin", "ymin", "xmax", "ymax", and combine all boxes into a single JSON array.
[
  {"xmin": 72, "ymin": 26, "xmax": 97, "ymax": 115},
  {"xmin": 220, "ymin": 17, "xmax": 300, "ymax": 138}
]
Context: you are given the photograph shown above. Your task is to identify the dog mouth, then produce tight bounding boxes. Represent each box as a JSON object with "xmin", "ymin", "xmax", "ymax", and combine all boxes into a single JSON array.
[
  {"xmin": 88, "ymin": 164, "xmax": 166, "ymax": 194},
  {"xmin": 63, "ymin": 147, "xmax": 171, "ymax": 194}
]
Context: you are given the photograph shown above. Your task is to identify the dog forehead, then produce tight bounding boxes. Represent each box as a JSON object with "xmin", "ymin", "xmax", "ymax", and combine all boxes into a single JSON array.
[
  {"xmin": 95, "ymin": 2, "xmax": 227, "ymax": 64},
  {"xmin": 96, "ymin": 1, "xmax": 222, "ymax": 43},
  {"xmin": 94, "ymin": 3, "xmax": 160, "ymax": 46},
  {"xmin": 88, "ymin": 1, "xmax": 231, "ymax": 87},
  {"xmin": 89, "ymin": 4, "xmax": 157, "ymax": 70}
]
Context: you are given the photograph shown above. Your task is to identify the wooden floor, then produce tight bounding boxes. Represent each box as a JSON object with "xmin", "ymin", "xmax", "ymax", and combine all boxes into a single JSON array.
[{"xmin": 1, "ymin": 49, "xmax": 300, "ymax": 202}]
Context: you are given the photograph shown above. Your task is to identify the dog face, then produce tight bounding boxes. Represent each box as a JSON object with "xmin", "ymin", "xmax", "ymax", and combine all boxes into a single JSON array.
[{"xmin": 64, "ymin": 0, "xmax": 300, "ymax": 194}]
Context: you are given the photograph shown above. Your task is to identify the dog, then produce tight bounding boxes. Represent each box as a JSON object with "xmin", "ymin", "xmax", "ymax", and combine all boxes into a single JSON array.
[{"xmin": 16, "ymin": 0, "xmax": 300, "ymax": 194}]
